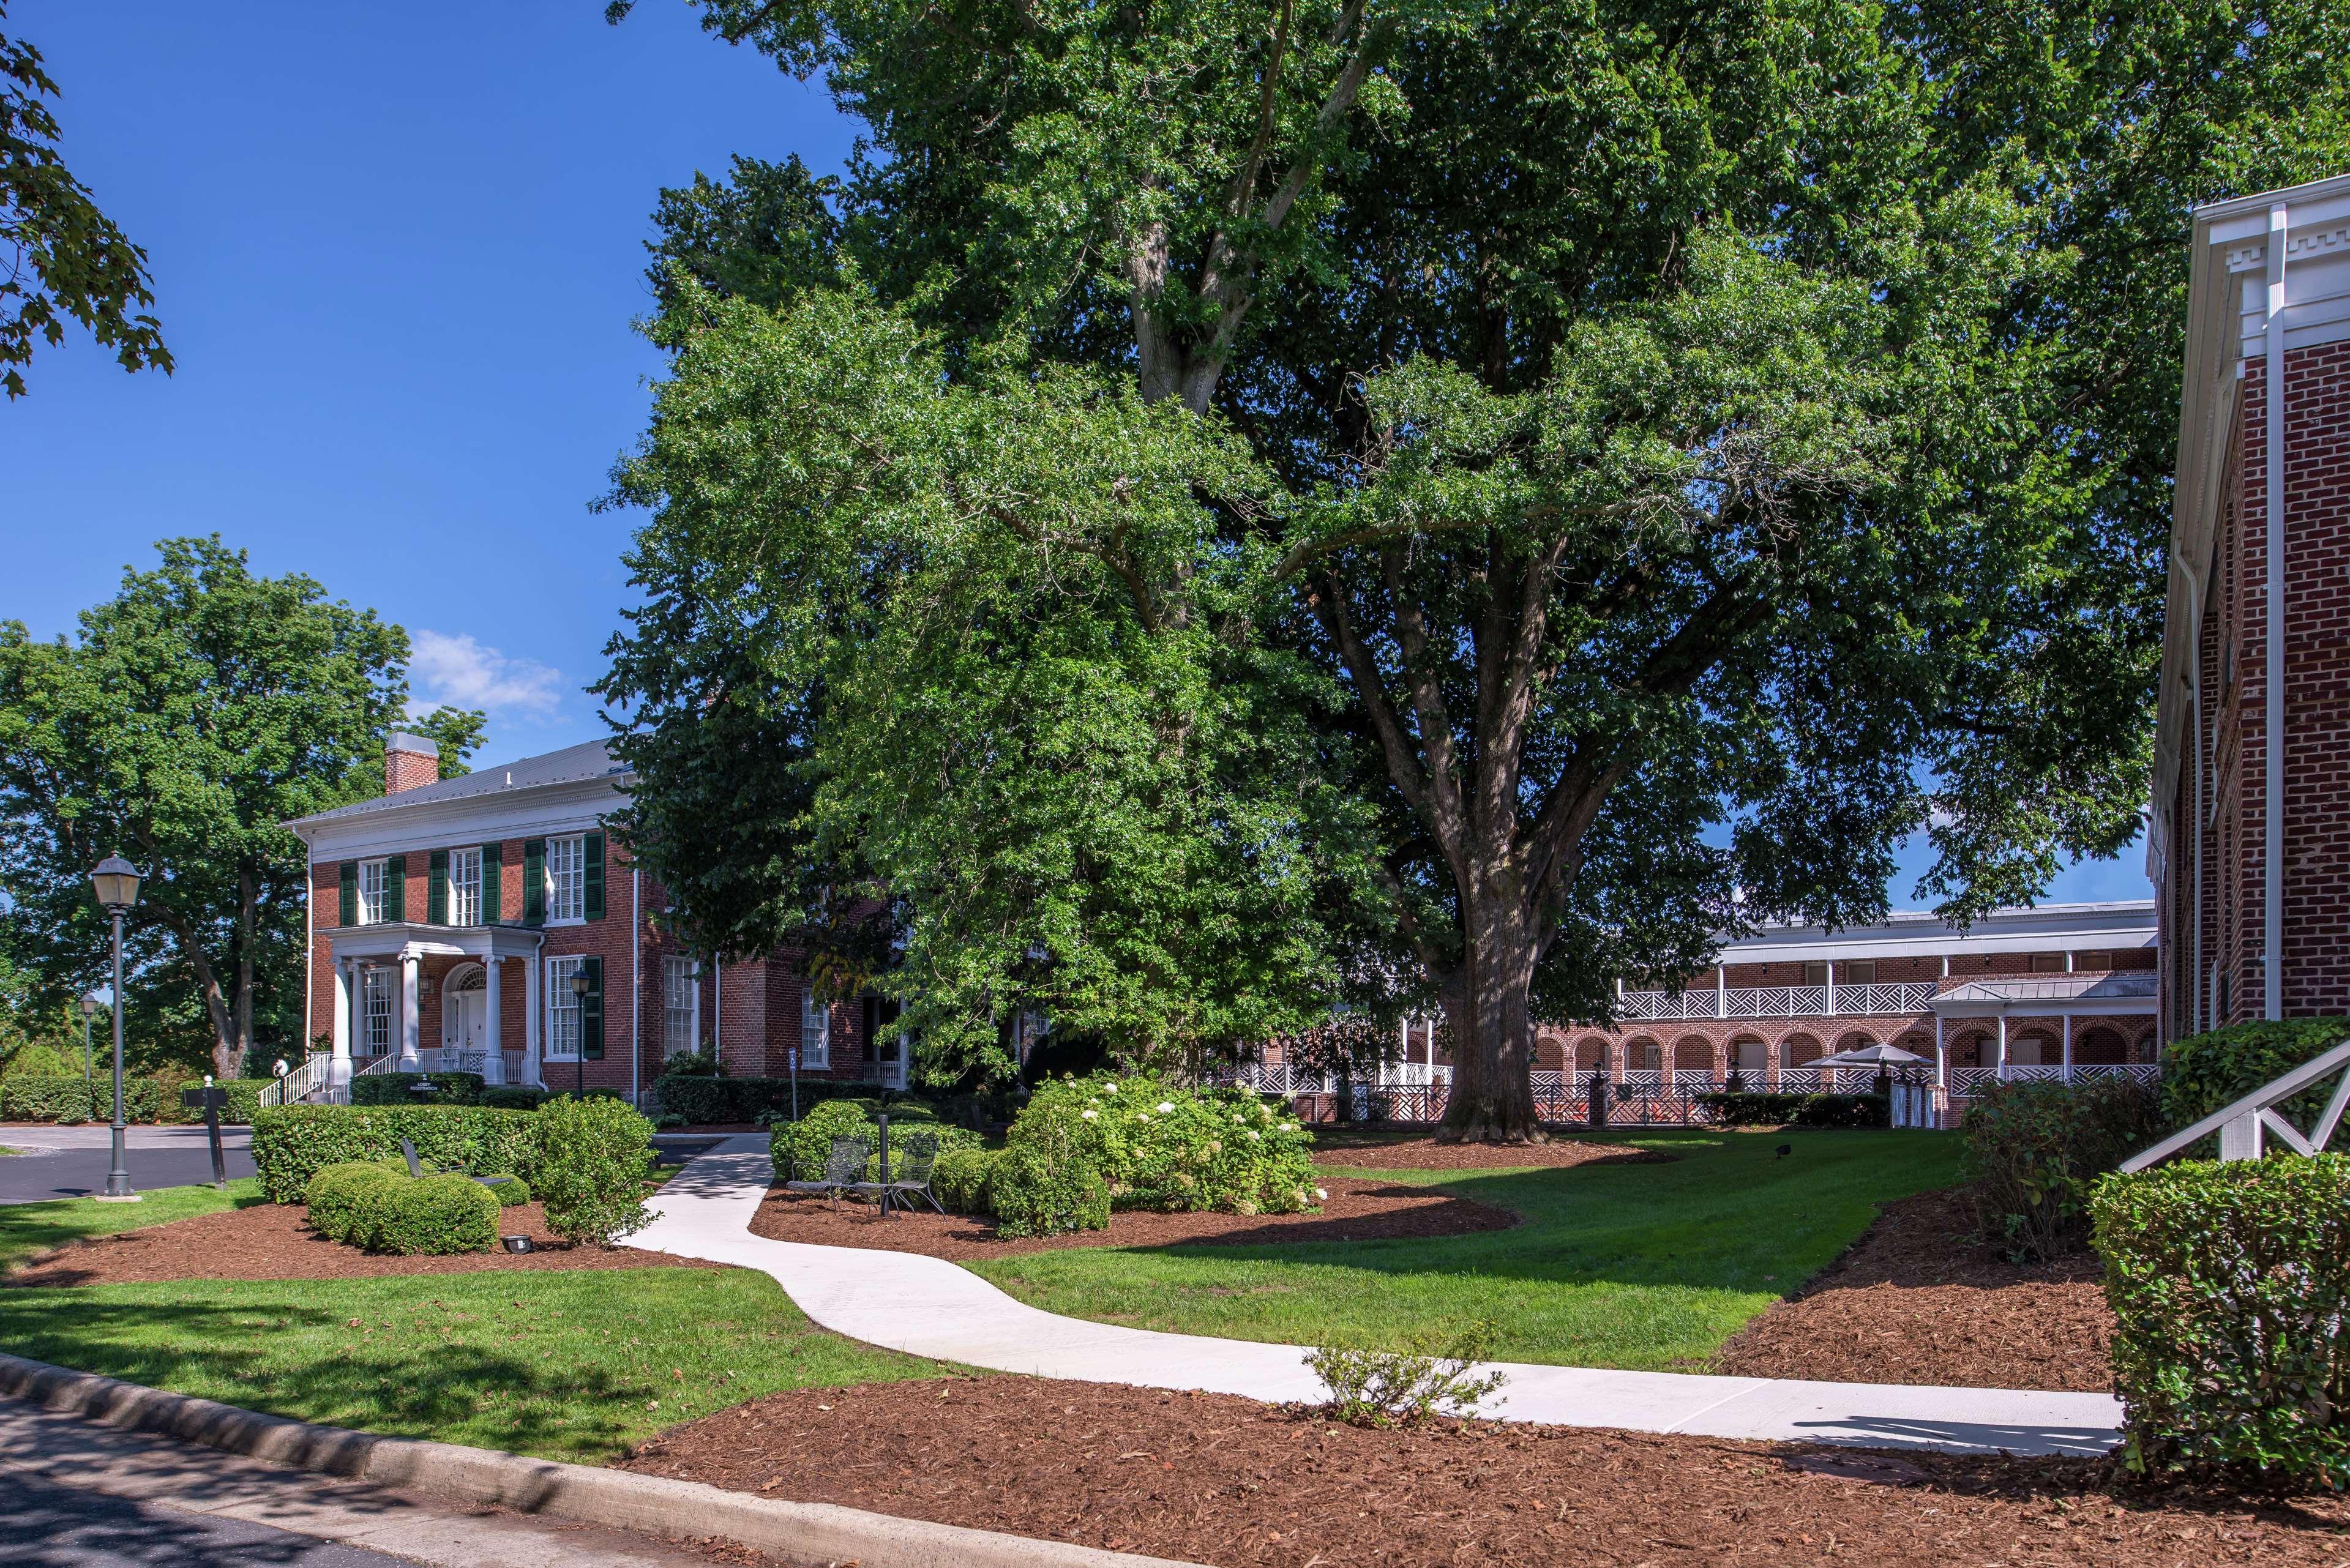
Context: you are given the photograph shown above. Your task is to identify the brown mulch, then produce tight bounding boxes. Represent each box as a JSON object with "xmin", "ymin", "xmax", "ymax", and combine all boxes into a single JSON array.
[
  {"xmin": 745, "ymin": 1175, "xmax": 1516, "ymax": 1261},
  {"xmin": 629, "ymin": 1375, "xmax": 2350, "ymax": 1568},
  {"xmin": 2, "ymin": 1201, "xmax": 728, "ymax": 1287},
  {"xmin": 1713, "ymin": 1187, "xmax": 2116, "ymax": 1392},
  {"xmin": 1309, "ymin": 1131, "xmax": 1676, "ymax": 1170}
]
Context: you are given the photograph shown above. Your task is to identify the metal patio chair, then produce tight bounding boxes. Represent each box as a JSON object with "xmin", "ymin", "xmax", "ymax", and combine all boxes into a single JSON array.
[
  {"xmin": 783, "ymin": 1135, "xmax": 873, "ymax": 1211},
  {"xmin": 847, "ymin": 1129, "xmax": 946, "ymax": 1215}
]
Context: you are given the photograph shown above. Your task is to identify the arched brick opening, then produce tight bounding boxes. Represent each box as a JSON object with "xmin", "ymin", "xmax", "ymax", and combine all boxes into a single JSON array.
[
  {"xmin": 1673, "ymin": 1034, "xmax": 1713, "ymax": 1070},
  {"xmin": 1532, "ymin": 1029, "xmax": 1570, "ymax": 1070},
  {"xmin": 1626, "ymin": 1036, "xmax": 1662, "ymax": 1073},
  {"xmin": 1892, "ymin": 1030, "xmax": 1935, "ymax": 1059},
  {"xmin": 1949, "ymin": 1029, "xmax": 1994, "ymax": 1068},
  {"xmin": 1728, "ymin": 1034, "xmax": 1769, "ymax": 1074},
  {"xmin": 2076, "ymin": 1027, "xmax": 2129, "ymax": 1066},
  {"xmin": 1574, "ymin": 1036, "xmax": 1608, "ymax": 1071},
  {"xmin": 2131, "ymin": 1029, "xmax": 2158, "ymax": 1063},
  {"xmin": 1783, "ymin": 1033, "xmax": 1824, "ymax": 1066},
  {"xmin": 2010, "ymin": 1030, "xmax": 2060, "ymax": 1067},
  {"xmin": 1835, "ymin": 1029, "xmax": 1879, "ymax": 1054}
]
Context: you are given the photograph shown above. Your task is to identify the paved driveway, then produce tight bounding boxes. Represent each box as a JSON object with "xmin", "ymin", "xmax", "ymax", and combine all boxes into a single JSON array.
[{"xmin": 0, "ymin": 1126, "xmax": 256, "ymax": 1204}]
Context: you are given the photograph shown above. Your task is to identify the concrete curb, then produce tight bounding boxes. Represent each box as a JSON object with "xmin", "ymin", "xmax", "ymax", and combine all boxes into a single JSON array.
[{"xmin": 0, "ymin": 1352, "xmax": 1205, "ymax": 1568}]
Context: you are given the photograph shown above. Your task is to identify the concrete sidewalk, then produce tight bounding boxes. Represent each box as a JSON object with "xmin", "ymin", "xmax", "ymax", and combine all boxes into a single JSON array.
[
  {"xmin": 0, "ymin": 1395, "xmax": 720, "ymax": 1568},
  {"xmin": 632, "ymin": 1136, "xmax": 2125, "ymax": 1459}
]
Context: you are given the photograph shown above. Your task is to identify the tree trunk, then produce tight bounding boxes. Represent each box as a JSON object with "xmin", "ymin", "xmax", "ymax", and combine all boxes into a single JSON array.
[{"xmin": 1435, "ymin": 884, "xmax": 1546, "ymax": 1143}]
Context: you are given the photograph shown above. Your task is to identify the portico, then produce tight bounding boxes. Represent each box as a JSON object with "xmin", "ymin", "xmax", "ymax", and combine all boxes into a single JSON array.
[
  {"xmin": 323, "ymin": 922, "xmax": 546, "ymax": 1093},
  {"xmin": 1928, "ymin": 972, "xmax": 2161, "ymax": 1099}
]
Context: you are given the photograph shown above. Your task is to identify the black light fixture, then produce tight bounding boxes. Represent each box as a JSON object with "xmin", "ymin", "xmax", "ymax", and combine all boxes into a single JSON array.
[
  {"xmin": 570, "ymin": 968, "xmax": 590, "ymax": 1097},
  {"xmin": 88, "ymin": 856, "xmax": 141, "ymax": 1201}
]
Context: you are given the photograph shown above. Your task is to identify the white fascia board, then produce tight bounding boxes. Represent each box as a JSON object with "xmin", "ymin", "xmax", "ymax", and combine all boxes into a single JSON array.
[
  {"xmin": 1721, "ymin": 903, "xmax": 2156, "ymax": 965},
  {"xmin": 293, "ymin": 777, "xmax": 628, "ymax": 864},
  {"xmin": 320, "ymin": 923, "xmax": 548, "ymax": 961}
]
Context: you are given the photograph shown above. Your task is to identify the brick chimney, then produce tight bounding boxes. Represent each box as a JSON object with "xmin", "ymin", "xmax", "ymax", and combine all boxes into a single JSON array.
[{"xmin": 385, "ymin": 731, "xmax": 440, "ymax": 795}]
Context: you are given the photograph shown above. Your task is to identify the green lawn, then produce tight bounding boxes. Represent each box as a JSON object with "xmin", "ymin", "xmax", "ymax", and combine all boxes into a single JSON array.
[
  {"xmin": 0, "ymin": 1179, "xmax": 265, "ymax": 1271},
  {"xmin": 965, "ymin": 1127, "xmax": 1967, "ymax": 1372}
]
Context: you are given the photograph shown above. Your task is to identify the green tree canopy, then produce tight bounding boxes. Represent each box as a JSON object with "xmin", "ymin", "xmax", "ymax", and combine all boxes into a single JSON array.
[
  {"xmin": 0, "ymin": 538, "xmax": 482, "ymax": 1076},
  {"xmin": 601, "ymin": 0, "xmax": 2350, "ymax": 1135},
  {"xmin": 1, "ymin": 1, "xmax": 169, "ymax": 399}
]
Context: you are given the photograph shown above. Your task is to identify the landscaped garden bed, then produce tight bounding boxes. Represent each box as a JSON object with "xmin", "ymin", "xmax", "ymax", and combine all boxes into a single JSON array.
[
  {"xmin": 1308, "ymin": 1129, "xmax": 1677, "ymax": 1170},
  {"xmin": 1712, "ymin": 1186, "xmax": 2114, "ymax": 1392},
  {"xmin": 629, "ymin": 1373, "xmax": 2348, "ymax": 1568},
  {"xmin": 749, "ymin": 1174, "xmax": 1515, "ymax": 1260},
  {"xmin": 3, "ymin": 1198, "xmax": 726, "ymax": 1287}
]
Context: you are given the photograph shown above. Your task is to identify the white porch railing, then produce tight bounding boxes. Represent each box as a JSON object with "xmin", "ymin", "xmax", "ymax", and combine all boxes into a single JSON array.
[
  {"xmin": 1949, "ymin": 1063, "xmax": 2160, "ymax": 1097},
  {"xmin": 258, "ymin": 1052, "xmax": 332, "ymax": 1110},
  {"xmin": 1616, "ymin": 982, "xmax": 1934, "ymax": 1021}
]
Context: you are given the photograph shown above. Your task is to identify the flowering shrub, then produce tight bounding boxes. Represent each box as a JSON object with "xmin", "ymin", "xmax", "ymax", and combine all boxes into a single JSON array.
[{"xmin": 1007, "ymin": 1072, "xmax": 1319, "ymax": 1217}]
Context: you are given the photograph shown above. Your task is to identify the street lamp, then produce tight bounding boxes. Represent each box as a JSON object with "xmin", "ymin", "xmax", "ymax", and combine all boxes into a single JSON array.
[
  {"xmin": 569, "ymin": 969, "xmax": 589, "ymax": 1098},
  {"xmin": 89, "ymin": 855, "xmax": 141, "ymax": 1202},
  {"xmin": 78, "ymin": 993, "xmax": 99, "ymax": 1092}
]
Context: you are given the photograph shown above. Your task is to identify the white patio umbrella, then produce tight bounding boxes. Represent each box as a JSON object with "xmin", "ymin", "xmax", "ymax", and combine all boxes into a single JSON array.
[{"xmin": 1811, "ymin": 1043, "xmax": 1929, "ymax": 1068}]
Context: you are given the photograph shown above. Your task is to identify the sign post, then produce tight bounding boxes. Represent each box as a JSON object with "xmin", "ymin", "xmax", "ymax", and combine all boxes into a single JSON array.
[
  {"xmin": 788, "ymin": 1046, "xmax": 799, "ymax": 1124},
  {"xmin": 181, "ymin": 1079, "xmax": 231, "ymax": 1189}
]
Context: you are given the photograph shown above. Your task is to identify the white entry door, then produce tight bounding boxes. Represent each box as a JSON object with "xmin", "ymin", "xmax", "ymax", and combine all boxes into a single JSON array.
[{"xmin": 443, "ymin": 970, "xmax": 487, "ymax": 1068}]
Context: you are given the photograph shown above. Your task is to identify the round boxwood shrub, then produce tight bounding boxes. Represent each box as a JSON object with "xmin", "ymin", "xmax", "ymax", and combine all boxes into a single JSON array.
[
  {"xmin": 533, "ymin": 1094, "xmax": 655, "ymax": 1246},
  {"xmin": 932, "ymin": 1147, "xmax": 998, "ymax": 1216},
  {"xmin": 369, "ymin": 1172, "xmax": 499, "ymax": 1255},
  {"xmin": 303, "ymin": 1161, "xmax": 404, "ymax": 1245},
  {"xmin": 479, "ymin": 1173, "xmax": 532, "ymax": 1207}
]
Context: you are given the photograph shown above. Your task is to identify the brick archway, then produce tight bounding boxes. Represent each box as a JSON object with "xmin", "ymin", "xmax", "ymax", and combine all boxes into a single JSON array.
[
  {"xmin": 1783, "ymin": 1032, "xmax": 1824, "ymax": 1066},
  {"xmin": 1573, "ymin": 1036, "xmax": 1608, "ymax": 1071},
  {"xmin": 1625, "ymin": 1036, "xmax": 1663, "ymax": 1074},
  {"xmin": 1835, "ymin": 1029, "xmax": 1880, "ymax": 1054},
  {"xmin": 1672, "ymin": 1034, "xmax": 1713, "ymax": 1071},
  {"xmin": 2076, "ymin": 1026, "xmax": 2129, "ymax": 1066}
]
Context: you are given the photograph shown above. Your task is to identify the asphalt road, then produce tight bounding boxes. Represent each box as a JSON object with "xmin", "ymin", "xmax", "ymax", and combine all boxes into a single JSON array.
[
  {"xmin": 0, "ymin": 1129, "xmax": 256, "ymax": 1203},
  {"xmin": 0, "ymin": 1471, "xmax": 411, "ymax": 1568}
]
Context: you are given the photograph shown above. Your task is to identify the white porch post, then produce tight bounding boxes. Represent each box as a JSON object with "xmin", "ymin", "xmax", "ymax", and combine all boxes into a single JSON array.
[
  {"xmin": 1824, "ymin": 961, "xmax": 1836, "ymax": 1017},
  {"xmin": 483, "ymin": 956, "xmax": 504, "ymax": 1085},
  {"xmin": 1994, "ymin": 1012, "xmax": 2008, "ymax": 1079},
  {"xmin": 1716, "ymin": 966, "xmax": 1727, "ymax": 1020},
  {"xmin": 2062, "ymin": 1014, "xmax": 2073, "ymax": 1083},
  {"xmin": 524, "ymin": 954, "xmax": 542, "ymax": 1087},
  {"xmin": 329, "ymin": 958, "xmax": 353, "ymax": 1094},
  {"xmin": 398, "ymin": 949, "xmax": 422, "ymax": 1068},
  {"xmin": 1933, "ymin": 1012, "xmax": 1947, "ymax": 1128}
]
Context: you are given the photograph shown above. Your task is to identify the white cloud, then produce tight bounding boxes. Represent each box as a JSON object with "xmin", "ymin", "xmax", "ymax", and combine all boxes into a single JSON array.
[{"xmin": 407, "ymin": 629, "xmax": 563, "ymax": 720}]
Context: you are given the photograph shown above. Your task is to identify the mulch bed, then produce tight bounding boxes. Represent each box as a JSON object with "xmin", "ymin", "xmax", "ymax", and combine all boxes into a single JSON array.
[
  {"xmin": 745, "ymin": 1175, "xmax": 1516, "ymax": 1260},
  {"xmin": 3, "ymin": 1201, "xmax": 727, "ymax": 1287},
  {"xmin": 1309, "ymin": 1132, "xmax": 1675, "ymax": 1170},
  {"xmin": 1712, "ymin": 1187, "xmax": 2116, "ymax": 1392},
  {"xmin": 633, "ymin": 1375, "xmax": 2350, "ymax": 1568}
]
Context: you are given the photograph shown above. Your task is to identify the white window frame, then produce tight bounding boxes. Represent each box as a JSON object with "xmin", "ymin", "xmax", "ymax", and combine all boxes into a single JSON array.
[
  {"xmin": 356, "ymin": 859, "xmax": 388, "ymax": 926},
  {"xmin": 360, "ymin": 967, "xmax": 394, "ymax": 1055},
  {"xmin": 545, "ymin": 955, "xmax": 583, "ymax": 1060},
  {"xmin": 663, "ymin": 956, "xmax": 700, "ymax": 1058},
  {"xmin": 448, "ymin": 846, "xmax": 482, "ymax": 927},
  {"xmin": 799, "ymin": 987, "xmax": 830, "ymax": 1069},
  {"xmin": 544, "ymin": 835, "xmax": 585, "ymax": 924}
]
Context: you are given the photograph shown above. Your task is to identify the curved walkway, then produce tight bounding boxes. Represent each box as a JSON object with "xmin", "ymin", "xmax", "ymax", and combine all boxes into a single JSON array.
[{"xmin": 630, "ymin": 1135, "xmax": 2122, "ymax": 1458}]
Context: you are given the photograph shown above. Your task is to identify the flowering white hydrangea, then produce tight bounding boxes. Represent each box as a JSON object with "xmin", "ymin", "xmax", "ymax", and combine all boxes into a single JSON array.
[
  {"xmin": 1157, "ymin": 1101, "xmax": 1177, "ymax": 1114},
  {"xmin": 1137, "ymin": 1113, "xmax": 1151, "ymax": 1123},
  {"xmin": 1248, "ymin": 1130, "xmax": 1261, "ymax": 1141},
  {"xmin": 1104, "ymin": 1081, "xmax": 1120, "ymax": 1093},
  {"xmin": 1313, "ymin": 1187, "xmax": 1328, "ymax": 1201},
  {"xmin": 1081, "ymin": 1108, "xmax": 1098, "ymax": 1120}
]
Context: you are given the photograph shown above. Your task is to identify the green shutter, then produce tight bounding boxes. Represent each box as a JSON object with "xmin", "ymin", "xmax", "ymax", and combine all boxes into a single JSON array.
[
  {"xmin": 338, "ymin": 862, "xmax": 357, "ymax": 927},
  {"xmin": 522, "ymin": 839, "xmax": 544, "ymax": 925},
  {"xmin": 583, "ymin": 831, "xmax": 606, "ymax": 921},
  {"xmin": 428, "ymin": 850, "xmax": 448, "ymax": 925},
  {"xmin": 481, "ymin": 843, "xmax": 501, "ymax": 925},
  {"xmin": 579, "ymin": 955, "xmax": 604, "ymax": 1061},
  {"xmin": 385, "ymin": 855, "xmax": 406, "ymax": 923}
]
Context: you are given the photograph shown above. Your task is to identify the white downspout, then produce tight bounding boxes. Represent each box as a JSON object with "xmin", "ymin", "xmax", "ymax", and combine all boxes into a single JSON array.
[
  {"xmin": 2264, "ymin": 200, "xmax": 2289, "ymax": 1021},
  {"xmin": 631, "ymin": 868, "xmax": 642, "ymax": 1109},
  {"xmin": 302, "ymin": 847, "xmax": 313, "ymax": 1055},
  {"xmin": 2193, "ymin": 622, "xmax": 2207, "ymax": 1036}
]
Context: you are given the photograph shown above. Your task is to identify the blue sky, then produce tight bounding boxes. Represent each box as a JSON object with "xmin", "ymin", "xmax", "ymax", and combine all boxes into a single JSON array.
[{"xmin": 2, "ymin": 0, "xmax": 2150, "ymax": 911}]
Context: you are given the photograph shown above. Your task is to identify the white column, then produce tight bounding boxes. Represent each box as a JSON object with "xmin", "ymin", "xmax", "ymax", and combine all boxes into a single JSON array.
[
  {"xmin": 398, "ymin": 949, "xmax": 422, "ymax": 1067},
  {"xmin": 2062, "ymin": 1014, "xmax": 2073, "ymax": 1083},
  {"xmin": 1716, "ymin": 966, "xmax": 1727, "ymax": 1020},
  {"xmin": 1994, "ymin": 1013, "xmax": 2008, "ymax": 1078},
  {"xmin": 524, "ymin": 954, "xmax": 542, "ymax": 1087},
  {"xmin": 329, "ymin": 959, "xmax": 353, "ymax": 1092},
  {"xmin": 483, "ymin": 956, "xmax": 504, "ymax": 1084},
  {"xmin": 1824, "ymin": 961, "xmax": 1836, "ymax": 1017}
]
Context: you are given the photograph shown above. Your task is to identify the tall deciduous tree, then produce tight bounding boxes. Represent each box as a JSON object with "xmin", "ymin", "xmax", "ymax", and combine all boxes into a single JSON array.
[
  {"xmin": 603, "ymin": 0, "xmax": 2350, "ymax": 1136},
  {"xmin": 1, "ymin": 1, "xmax": 168, "ymax": 399},
  {"xmin": 0, "ymin": 538, "xmax": 480, "ymax": 1077}
]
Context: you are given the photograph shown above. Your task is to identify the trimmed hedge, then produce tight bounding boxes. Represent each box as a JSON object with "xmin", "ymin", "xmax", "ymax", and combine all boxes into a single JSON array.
[
  {"xmin": 533, "ymin": 1094, "xmax": 656, "ymax": 1246},
  {"xmin": 992, "ymin": 1140, "xmax": 1110, "ymax": 1238},
  {"xmin": 481, "ymin": 1086, "xmax": 550, "ymax": 1111},
  {"xmin": 2, "ymin": 1075, "xmax": 177, "ymax": 1125},
  {"xmin": 250, "ymin": 1105, "xmax": 540, "ymax": 1203},
  {"xmin": 302, "ymin": 1160, "xmax": 404, "ymax": 1244},
  {"xmin": 373, "ymin": 1172, "xmax": 500, "ymax": 1255},
  {"xmin": 654, "ymin": 1073, "xmax": 881, "ymax": 1126},
  {"xmin": 1961, "ymin": 1076, "xmax": 2162, "ymax": 1261},
  {"xmin": 481, "ymin": 1172, "xmax": 533, "ymax": 1206},
  {"xmin": 2161, "ymin": 1018, "xmax": 2349, "ymax": 1134},
  {"xmin": 350, "ymin": 1072, "xmax": 485, "ymax": 1106},
  {"xmin": 932, "ymin": 1147, "xmax": 998, "ymax": 1215},
  {"xmin": 2094, "ymin": 1156, "xmax": 2350, "ymax": 1486},
  {"xmin": 1695, "ymin": 1090, "xmax": 1888, "ymax": 1129}
]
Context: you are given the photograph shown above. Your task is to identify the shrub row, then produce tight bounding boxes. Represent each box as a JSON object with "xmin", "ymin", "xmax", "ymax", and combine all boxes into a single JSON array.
[
  {"xmin": 302, "ymin": 1160, "xmax": 503, "ymax": 1255},
  {"xmin": 350, "ymin": 1072, "xmax": 486, "ymax": 1106},
  {"xmin": 250, "ymin": 1104, "xmax": 542, "ymax": 1203},
  {"xmin": 1960, "ymin": 1077, "xmax": 2163, "ymax": 1261},
  {"xmin": 3, "ymin": 1074, "xmax": 193, "ymax": 1125},
  {"xmin": 655, "ymin": 1073, "xmax": 886, "ymax": 1126},
  {"xmin": 1694, "ymin": 1090, "xmax": 1888, "ymax": 1129},
  {"xmin": 2094, "ymin": 1155, "xmax": 2350, "ymax": 1488}
]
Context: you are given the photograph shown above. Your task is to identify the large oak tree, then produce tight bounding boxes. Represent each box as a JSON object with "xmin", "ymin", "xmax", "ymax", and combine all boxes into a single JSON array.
[{"xmin": 601, "ymin": 0, "xmax": 2350, "ymax": 1137}]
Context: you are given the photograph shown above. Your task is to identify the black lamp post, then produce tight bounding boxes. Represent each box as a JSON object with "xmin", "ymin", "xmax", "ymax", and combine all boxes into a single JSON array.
[
  {"xmin": 78, "ymin": 993, "xmax": 99, "ymax": 1092},
  {"xmin": 570, "ymin": 968, "xmax": 589, "ymax": 1097},
  {"xmin": 89, "ymin": 856, "xmax": 141, "ymax": 1202}
]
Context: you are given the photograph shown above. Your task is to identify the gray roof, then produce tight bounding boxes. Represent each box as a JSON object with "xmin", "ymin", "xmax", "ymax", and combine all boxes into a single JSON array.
[{"xmin": 288, "ymin": 739, "xmax": 628, "ymax": 828}]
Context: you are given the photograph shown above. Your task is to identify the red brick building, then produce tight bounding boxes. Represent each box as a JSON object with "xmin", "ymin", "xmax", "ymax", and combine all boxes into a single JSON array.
[
  {"xmin": 285, "ymin": 734, "xmax": 905, "ymax": 1104},
  {"xmin": 2151, "ymin": 172, "xmax": 2350, "ymax": 1039}
]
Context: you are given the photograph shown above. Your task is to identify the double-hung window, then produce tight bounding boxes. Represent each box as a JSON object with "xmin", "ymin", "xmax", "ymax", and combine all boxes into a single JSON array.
[
  {"xmin": 544, "ymin": 836, "xmax": 585, "ymax": 923},
  {"xmin": 662, "ymin": 957, "xmax": 699, "ymax": 1057},
  {"xmin": 799, "ymin": 988, "xmax": 831, "ymax": 1069},
  {"xmin": 360, "ymin": 968, "xmax": 393, "ymax": 1055},
  {"xmin": 356, "ymin": 859, "xmax": 388, "ymax": 925},
  {"xmin": 546, "ymin": 955, "xmax": 583, "ymax": 1059},
  {"xmin": 448, "ymin": 846, "xmax": 482, "ymax": 926}
]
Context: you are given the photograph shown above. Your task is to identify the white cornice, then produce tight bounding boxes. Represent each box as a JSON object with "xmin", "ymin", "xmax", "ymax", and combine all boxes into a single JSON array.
[
  {"xmin": 293, "ymin": 775, "xmax": 626, "ymax": 862},
  {"xmin": 1722, "ymin": 903, "xmax": 2155, "ymax": 965}
]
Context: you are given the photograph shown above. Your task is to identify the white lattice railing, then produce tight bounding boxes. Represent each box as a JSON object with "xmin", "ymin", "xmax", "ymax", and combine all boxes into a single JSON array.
[
  {"xmin": 1948, "ymin": 1063, "xmax": 2160, "ymax": 1097},
  {"xmin": 258, "ymin": 1053, "xmax": 332, "ymax": 1110},
  {"xmin": 1616, "ymin": 982, "xmax": 1935, "ymax": 1022},
  {"xmin": 1673, "ymin": 1069, "xmax": 1717, "ymax": 1091}
]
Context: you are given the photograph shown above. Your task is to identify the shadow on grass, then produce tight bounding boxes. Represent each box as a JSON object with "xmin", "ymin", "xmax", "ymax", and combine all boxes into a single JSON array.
[{"xmin": 0, "ymin": 1290, "xmax": 648, "ymax": 1458}]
